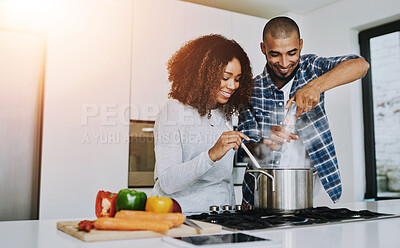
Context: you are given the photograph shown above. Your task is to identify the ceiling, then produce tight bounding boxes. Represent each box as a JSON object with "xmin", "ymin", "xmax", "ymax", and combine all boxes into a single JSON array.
[{"xmin": 179, "ymin": 0, "xmax": 342, "ymax": 19}]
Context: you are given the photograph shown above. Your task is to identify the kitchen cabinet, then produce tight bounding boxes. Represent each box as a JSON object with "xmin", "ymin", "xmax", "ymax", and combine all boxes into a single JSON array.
[
  {"xmin": 183, "ymin": 3, "xmax": 232, "ymax": 41},
  {"xmin": 131, "ymin": 0, "xmax": 186, "ymax": 121},
  {"xmin": 231, "ymin": 12, "xmax": 268, "ymax": 76},
  {"xmin": 130, "ymin": 0, "xmax": 267, "ymax": 121},
  {"xmin": 39, "ymin": 0, "xmax": 133, "ymax": 219}
]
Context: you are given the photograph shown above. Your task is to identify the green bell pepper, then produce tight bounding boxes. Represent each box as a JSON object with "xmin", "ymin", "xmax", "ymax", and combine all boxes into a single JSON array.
[{"xmin": 115, "ymin": 189, "xmax": 147, "ymax": 212}]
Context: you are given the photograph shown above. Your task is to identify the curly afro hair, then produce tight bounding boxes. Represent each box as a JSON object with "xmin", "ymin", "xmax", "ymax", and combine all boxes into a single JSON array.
[{"xmin": 167, "ymin": 34, "xmax": 254, "ymax": 119}]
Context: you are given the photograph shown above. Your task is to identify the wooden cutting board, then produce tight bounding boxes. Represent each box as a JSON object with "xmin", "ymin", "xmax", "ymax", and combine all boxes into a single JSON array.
[{"xmin": 57, "ymin": 220, "xmax": 222, "ymax": 242}]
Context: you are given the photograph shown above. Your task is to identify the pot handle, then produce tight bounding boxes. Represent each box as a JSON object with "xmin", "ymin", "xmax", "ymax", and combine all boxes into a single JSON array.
[
  {"xmin": 246, "ymin": 169, "xmax": 275, "ymax": 191},
  {"xmin": 245, "ymin": 171, "xmax": 260, "ymax": 191}
]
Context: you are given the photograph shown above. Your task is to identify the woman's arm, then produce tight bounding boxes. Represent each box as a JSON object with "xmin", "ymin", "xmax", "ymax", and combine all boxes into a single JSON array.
[
  {"xmin": 155, "ymin": 147, "xmax": 214, "ymax": 195},
  {"xmin": 154, "ymin": 101, "xmax": 248, "ymax": 195},
  {"xmin": 153, "ymin": 101, "xmax": 215, "ymax": 194}
]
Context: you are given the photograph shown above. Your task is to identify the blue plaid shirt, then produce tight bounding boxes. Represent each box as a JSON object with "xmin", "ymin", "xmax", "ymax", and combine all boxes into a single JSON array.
[{"xmin": 238, "ymin": 53, "xmax": 361, "ymax": 204}]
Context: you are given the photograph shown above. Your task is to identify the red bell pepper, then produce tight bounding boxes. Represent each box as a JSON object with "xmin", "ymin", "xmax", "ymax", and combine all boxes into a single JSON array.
[{"xmin": 95, "ymin": 190, "xmax": 118, "ymax": 218}]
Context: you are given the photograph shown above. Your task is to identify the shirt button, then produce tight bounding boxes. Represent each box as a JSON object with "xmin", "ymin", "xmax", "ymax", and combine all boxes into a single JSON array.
[{"xmin": 279, "ymin": 102, "xmax": 283, "ymax": 106}]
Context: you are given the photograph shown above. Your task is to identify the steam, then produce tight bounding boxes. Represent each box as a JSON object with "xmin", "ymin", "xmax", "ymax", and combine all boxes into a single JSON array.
[{"xmin": 242, "ymin": 102, "xmax": 321, "ymax": 169}]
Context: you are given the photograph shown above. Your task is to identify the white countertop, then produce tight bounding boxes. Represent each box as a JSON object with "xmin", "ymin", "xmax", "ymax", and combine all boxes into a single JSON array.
[{"xmin": 2, "ymin": 199, "xmax": 400, "ymax": 248}]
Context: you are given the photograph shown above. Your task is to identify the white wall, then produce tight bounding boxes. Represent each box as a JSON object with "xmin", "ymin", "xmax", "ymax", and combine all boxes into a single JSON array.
[
  {"xmin": 295, "ymin": 0, "xmax": 400, "ymax": 204},
  {"xmin": 39, "ymin": 0, "xmax": 133, "ymax": 219}
]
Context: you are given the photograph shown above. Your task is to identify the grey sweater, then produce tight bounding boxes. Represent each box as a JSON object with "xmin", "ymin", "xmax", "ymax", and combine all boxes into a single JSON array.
[{"xmin": 152, "ymin": 99, "xmax": 235, "ymax": 213}]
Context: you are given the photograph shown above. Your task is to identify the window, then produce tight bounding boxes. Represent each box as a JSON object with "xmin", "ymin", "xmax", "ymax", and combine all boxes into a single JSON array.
[{"xmin": 360, "ymin": 20, "xmax": 400, "ymax": 199}]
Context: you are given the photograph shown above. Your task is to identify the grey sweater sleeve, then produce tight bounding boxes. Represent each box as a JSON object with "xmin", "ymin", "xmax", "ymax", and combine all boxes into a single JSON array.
[{"xmin": 153, "ymin": 101, "xmax": 215, "ymax": 194}]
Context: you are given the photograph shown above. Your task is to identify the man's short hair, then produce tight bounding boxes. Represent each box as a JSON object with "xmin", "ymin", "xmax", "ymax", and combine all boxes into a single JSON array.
[{"xmin": 262, "ymin": 16, "xmax": 300, "ymax": 42}]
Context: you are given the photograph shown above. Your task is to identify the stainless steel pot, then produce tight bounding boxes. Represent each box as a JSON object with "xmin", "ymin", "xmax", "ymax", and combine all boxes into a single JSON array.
[{"xmin": 246, "ymin": 168, "xmax": 316, "ymax": 211}]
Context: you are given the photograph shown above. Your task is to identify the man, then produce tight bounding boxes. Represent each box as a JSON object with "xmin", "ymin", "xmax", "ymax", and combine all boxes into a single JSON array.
[{"xmin": 238, "ymin": 16, "xmax": 369, "ymax": 206}]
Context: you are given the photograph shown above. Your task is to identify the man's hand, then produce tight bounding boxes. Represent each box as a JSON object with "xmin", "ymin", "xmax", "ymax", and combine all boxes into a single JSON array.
[
  {"xmin": 286, "ymin": 82, "xmax": 321, "ymax": 118},
  {"xmin": 286, "ymin": 57, "xmax": 370, "ymax": 118},
  {"xmin": 264, "ymin": 126, "xmax": 299, "ymax": 151}
]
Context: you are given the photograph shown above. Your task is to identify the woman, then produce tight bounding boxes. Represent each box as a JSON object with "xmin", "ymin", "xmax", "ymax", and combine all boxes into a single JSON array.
[{"xmin": 152, "ymin": 34, "xmax": 254, "ymax": 213}]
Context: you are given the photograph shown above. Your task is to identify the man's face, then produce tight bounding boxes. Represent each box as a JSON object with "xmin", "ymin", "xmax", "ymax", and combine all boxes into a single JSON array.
[{"xmin": 261, "ymin": 32, "xmax": 303, "ymax": 82}]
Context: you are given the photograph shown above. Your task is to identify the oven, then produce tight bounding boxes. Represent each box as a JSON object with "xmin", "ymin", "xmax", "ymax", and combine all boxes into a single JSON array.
[{"xmin": 128, "ymin": 120, "xmax": 155, "ymax": 187}]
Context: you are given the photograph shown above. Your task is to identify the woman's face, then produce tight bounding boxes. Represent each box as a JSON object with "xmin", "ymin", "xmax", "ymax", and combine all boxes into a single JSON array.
[{"xmin": 215, "ymin": 57, "xmax": 242, "ymax": 105}]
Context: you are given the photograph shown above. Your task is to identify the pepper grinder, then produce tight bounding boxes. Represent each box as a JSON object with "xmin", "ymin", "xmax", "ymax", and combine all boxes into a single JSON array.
[{"xmin": 281, "ymin": 101, "xmax": 297, "ymax": 153}]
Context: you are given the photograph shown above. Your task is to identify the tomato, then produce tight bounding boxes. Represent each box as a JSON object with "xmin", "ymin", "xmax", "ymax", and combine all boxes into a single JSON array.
[{"xmin": 145, "ymin": 196, "xmax": 173, "ymax": 213}]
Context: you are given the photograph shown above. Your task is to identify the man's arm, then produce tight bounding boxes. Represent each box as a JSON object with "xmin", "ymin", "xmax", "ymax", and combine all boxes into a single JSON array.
[{"xmin": 287, "ymin": 57, "xmax": 370, "ymax": 117}]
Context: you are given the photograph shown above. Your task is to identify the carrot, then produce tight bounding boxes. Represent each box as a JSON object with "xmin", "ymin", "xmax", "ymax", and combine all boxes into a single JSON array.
[
  {"xmin": 94, "ymin": 217, "xmax": 171, "ymax": 232},
  {"xmin": 114, "ymin": 210, "xmax": 185, "ymax": 226}
]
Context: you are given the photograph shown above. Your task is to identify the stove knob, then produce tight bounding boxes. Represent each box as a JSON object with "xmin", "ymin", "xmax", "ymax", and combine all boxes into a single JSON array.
[
  {"xmin": 235, "ymin": 204, "xmax": 242, "ymax": 211},
  {"xmin": 247, "ymin": 204, "xmax": 254, "ymax": 211},
  {"xmin": 222, "ymin": 205, "xmax": 232, "ymax": 211},
  {"xmin": 209, "ymin": 205, "xmax": 219, "ymax": 212}
]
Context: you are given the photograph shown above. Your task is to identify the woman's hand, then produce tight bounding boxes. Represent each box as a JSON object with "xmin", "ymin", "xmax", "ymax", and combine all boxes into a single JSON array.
[{"xmin": 208, "ymin": 131, "xmax": 250, "ymax": 162}]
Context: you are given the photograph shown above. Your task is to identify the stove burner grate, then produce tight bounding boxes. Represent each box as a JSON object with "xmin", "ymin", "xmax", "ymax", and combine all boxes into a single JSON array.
[{"xmin": 188, "ymin": 206, "xmax": 392, "ymax": 231}]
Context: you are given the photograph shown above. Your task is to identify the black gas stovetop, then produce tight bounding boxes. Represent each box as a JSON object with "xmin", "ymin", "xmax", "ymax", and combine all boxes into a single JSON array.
[{"xmin": 188, "ymin": 206, "xmax": 393, "ymax": 231}]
